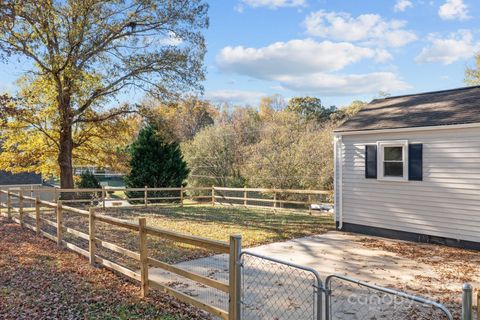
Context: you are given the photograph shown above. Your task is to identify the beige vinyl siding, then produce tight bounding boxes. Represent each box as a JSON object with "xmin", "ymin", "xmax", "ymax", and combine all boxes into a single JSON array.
[{"xmin": 339, "ymin": 126, "xmax": 480, "ymax": 243}]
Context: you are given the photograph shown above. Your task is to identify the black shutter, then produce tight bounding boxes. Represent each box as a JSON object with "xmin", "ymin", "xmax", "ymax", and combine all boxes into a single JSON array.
[
  {"xmin": 365, "ymin": 145, "xmax": 377, "ymax": 179},
  {"xmin": 408, "ymin": 144, "xmax": 423, "ymax": 181}
]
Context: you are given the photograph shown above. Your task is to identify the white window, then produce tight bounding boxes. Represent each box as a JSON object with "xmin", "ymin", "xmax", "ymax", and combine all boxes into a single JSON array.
[{"xmin": 377, "ymin": 140, "xmax": 408, "ymax": 181}]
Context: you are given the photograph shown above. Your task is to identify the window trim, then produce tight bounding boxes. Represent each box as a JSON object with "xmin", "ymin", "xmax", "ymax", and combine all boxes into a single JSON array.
[{"xmin": 377, "ymin": 140, "xmax": 409, "ymax": 181}]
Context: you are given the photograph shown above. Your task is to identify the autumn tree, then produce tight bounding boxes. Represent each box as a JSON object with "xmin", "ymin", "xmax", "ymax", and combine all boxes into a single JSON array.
[
  {"xmin": 259, "ymin": 94, "xmax": 287, "ymax": 111},
  {"xmin": 0, "ymin": 75, "xmax": 138, "ymax": 179},
  {"xmin": 144, "ymin": 96, "xmax": 217, "ymax": 142},
  {"xmin": 329, "ymin": 100, "xmax": 366, "ymax": 122},
  {"xmin": 0, "ymin": 0, "xmax": 208, "ymax": 188},
  {"xmin": 217, "ymin": 106, "xmax": 262, "ymax": 146},
  {"xmin": 182, "ymin": 125, "xmax": 244, "ymax": 187},
  {"xmin": 287, "ymin": 96, "xmax": 336, "ymax": 122},
  {"xmin": 465, "ymin": 55, "xmax": 480, "ymax": 85},
  {"xmin": 243, "ymin": 111, "xmax": 339, "ymax": 191}
]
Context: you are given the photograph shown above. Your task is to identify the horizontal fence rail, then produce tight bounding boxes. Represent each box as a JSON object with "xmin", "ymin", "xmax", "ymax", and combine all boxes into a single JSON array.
[
  {"xmin": 0, "ymin": 189, "xmax": 241, "ymax": 320},
  {"xmin": 213, "ymin": 186, "xmax": 333, "ymax": 213},
  {"xmin": 0, "ymin": 186, "xmax": 333, "ymax": 214}
]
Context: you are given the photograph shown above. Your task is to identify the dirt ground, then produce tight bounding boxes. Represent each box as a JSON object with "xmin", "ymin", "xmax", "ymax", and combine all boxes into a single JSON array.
[{"xmin": 0, "ymin": 217, "xmax": 210, "ymax": 320}]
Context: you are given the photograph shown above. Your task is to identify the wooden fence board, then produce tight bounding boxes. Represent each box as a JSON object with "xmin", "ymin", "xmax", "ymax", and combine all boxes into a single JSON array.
[
  {"xmin": 148, "ymin": 257, "xmax": 229, "ymax": 293},
  {"xmin": 95, "ymin": 256, "xmax": 141, "ymax": 281},
  {"xmin": 145, "ymin": 226, "xmax": 230, "ymax": 253},
  {"xmin": 96, "ymin": 239, "xmax": 140, "ymax": 260},
  {"xmin": 149, "ymin": 280, "xmax": 229, "ymax": 320}
]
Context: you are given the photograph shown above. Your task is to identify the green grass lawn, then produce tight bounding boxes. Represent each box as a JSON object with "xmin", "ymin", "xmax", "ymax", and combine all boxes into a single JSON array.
[{"xmin": 104, "ymin": 204, "xmax": 335, "ymax": 248}]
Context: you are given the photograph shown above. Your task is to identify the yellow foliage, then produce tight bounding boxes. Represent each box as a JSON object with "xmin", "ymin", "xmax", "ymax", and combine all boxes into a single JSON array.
[
  {"xmin": 0, "ymin": 75, "xmax": 139, "ymax": 179},
  {"xmin": 144, "ymin": 96, "xmax": 217, "ymax": 142}
]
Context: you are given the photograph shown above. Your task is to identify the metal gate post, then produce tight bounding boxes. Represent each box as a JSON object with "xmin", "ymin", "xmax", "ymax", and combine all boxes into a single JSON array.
[
  {"xmin": 462, "ymin": 283, "xmax": 473, "ymax": 320},
  {"xmin": 324, "ymin": 276, "xmax": 332, "ymax": 320},
  {"xmin": 316, "ymin": 276, "xmax": 323, "ymax": 320}
]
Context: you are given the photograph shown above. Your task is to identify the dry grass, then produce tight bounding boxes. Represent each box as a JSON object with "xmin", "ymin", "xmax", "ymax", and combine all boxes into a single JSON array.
[
  {"xmin": 34, "ymin": 204, "xmax": 334, "ymax": 268},
  {"xmin": 103, "ymin": 205, "xmax": 335, "ymax": 248}
]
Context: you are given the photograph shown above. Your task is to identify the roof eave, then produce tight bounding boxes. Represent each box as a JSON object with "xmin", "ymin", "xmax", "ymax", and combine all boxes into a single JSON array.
[{"xmin": 333, "ymin": 122, "xmax": 480, "ymax": 136}]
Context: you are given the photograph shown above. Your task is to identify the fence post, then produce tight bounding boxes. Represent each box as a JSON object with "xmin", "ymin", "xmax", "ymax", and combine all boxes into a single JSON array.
[
  {"xmin": 273, "ymin": 192, "xmax": 277, "ymax": 212},
  {"xmin": 243, "ymin": 186, "xmax": 247, "ymax": 208},
  {"xmin": 102, "ymin": 186, "xmax": 106, "ymax": 210},
  {"xmin": 463, "ymin": 283, "xmax": 473, "ymax": 320},
  {"xmin": 56, "ymin": 200, "xmax": 63, "ymax": 246},
  {"xmin": 19, "ymin": 189, "xmax": 24, "ymax": 227},
  {"xmin": 477, "ymin": 290, "xmax": 480, "ymax": 320},
  {"xmin": 180, "ymin": 186, "xmax": 184, "ymax": 207},
  {"xmin": 54, "ymin": 188, "xmax": 59, "ymax": 203},
  {"xmin": 229, "ymin": 235, "xmax": 242, "ymax": 320},
  {"xmin": 35, "ymin": 196, "xmax": 40, "ymax": 235},
  {"xmin": 139, "ymin": 217, "xmax": 149, "ymax": 297},
  {"xmin": 7, "ymin": 189, "xmax": 11, "ymax": 219},
  {"xmin": 144, "ymin": 186, "xmax": 148, "ymax": 208},
  {"xmin": 89, "ymin": 208, "xmax": 96, "ymax": 266},
  {"xmin": 308, "ymin": 195, "xmax": 312, "ymax": 215},
  {"xmin": 211, "ymin": 185, "xmax": 215, "ymax": 207}
]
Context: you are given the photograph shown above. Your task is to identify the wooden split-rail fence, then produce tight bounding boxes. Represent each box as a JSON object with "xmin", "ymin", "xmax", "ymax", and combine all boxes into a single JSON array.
[
  {"xmin": 0, "ymin": 189, "xmax": 241, "ymax": 320},
  {"xmin": 4, "ymin": 185, "xmax": 332, "ymax": 213}
]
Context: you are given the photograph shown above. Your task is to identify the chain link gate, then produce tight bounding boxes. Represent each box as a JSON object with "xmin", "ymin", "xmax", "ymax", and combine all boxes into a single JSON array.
[
  {"xmin": 240, "ymin": 251, "xmax": 323, "ymax": 320},
  {"xmin": 239, "ymin": 252, "xmax": 454, "ymax": 320},
  {"xmin": 325, "ymin": 274, "xmax": 454, "ymax": 320}
]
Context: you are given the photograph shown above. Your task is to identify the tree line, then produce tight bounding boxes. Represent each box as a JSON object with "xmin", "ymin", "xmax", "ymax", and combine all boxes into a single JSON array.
[{"xmin": 128, "ymin": 96, "xmax": 365, "ymax": 191}]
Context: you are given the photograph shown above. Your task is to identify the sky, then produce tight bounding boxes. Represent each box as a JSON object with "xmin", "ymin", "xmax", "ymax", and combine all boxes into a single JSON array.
[
  {"xmin": 203, "ymin": 0, "xmax": 480, "ymax": 107},
  {"xmin": 1, "ymin": 0, "xmax": 479, "ymax": 108}
]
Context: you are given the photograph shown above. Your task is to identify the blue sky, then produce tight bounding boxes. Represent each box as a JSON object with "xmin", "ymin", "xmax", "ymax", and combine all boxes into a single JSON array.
[
  {"xmin": 203, "ymin": 0, "xmax": 480, "ymax": 107},
  {"xmin": 1, "ymin": 0, "xmax": 479, "ymax": 108}
]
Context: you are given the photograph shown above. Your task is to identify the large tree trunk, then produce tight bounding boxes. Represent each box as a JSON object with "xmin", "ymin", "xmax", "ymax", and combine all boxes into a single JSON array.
[
  {"xmin": 57, "ymin": 82, "xmax": 75, "ymax": 190},
  {"xmin": 58, "ymin": 123, "xmax": 74, "ymax": 189}
]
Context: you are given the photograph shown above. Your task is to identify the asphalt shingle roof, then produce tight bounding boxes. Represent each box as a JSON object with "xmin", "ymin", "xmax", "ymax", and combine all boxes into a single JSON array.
[
  {"xmin": 335, "ymin": 86, "xmax": 480, "ymax": 132},
  {"xmin": 0, "ymin": 171, "xmax": 42, "ymax": 185}
]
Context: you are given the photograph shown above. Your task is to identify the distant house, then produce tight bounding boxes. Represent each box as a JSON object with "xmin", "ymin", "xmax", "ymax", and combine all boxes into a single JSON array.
[
  {"xmin": 0, "ymin": 171, "xmax": 42, "ymax": 187},
  {"xmin": 333, "ymin": 86, "xmax": 480, "ymax": 249}
]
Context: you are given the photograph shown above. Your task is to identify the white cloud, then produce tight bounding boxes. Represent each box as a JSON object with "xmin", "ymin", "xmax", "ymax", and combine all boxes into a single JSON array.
[
  {"xmin": 304, "ymin": 11, "xmax": 417, "ymax": 47},
  {"xmin": 205, "ymin": 90, "xmax": 266, "ymax": 105},
  {"xmin": 216, "ymin": 39, "xmax": 408, "ymax": 96},
  {"xmin": 416, "ymin": 30, "xmax": 479, "ymax": 64},
  {"xmin": 438, "ymin": 0, "xmax": 470, "ymax": 21},
  {"xmin": 394, "ymin": 0, "xmax": 413, "ymax": 12},
  {"xmin": 236, "ymin": 0, "xmax": 305, "ymax": 11},
  {"xmin": 274, "ymin": 72, "xmax": 410, "ymax": 96},
  {"xmin": 217, "ymin": 39, "xmax": 391, "ymax": 79}
]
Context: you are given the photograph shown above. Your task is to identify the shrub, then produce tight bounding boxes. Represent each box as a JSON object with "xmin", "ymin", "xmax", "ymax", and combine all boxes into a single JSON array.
[{"xmin": 75, "ymin": 170, "xmax": 101, "ymax": 203}]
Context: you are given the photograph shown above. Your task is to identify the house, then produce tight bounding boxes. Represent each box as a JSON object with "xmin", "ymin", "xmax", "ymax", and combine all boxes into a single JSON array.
[
  {"xmin": 0, "ymin": 171, "xmax": 42, "ymax": 187},
  {"xmin": 333, "ymin": 86, "xmax": 480, "ymax": 250}
]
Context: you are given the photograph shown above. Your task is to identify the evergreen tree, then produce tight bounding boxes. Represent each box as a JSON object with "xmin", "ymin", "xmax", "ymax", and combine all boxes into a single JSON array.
[
  {"xmin": 76, "ymin": 170, "xmax": 101, "ymax": 202},
  {"xmin": 77, "ymin": 170, "xmax": 101, "ymax": 189},
  {"xmin": 124, "ymin": 125, "xmax": 189, "ymax": 203}
]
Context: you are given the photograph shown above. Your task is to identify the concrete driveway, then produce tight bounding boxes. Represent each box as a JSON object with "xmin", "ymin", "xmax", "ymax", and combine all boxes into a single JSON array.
[{"xmin": 149, "ymin": 231, "xmax": 480, "ymax": 319}]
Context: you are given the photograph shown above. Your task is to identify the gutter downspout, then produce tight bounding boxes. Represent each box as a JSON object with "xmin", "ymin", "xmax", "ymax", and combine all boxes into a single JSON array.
[{"xmin": 334, "ymin": 135, "xmax": 343, "ymax": 230}]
